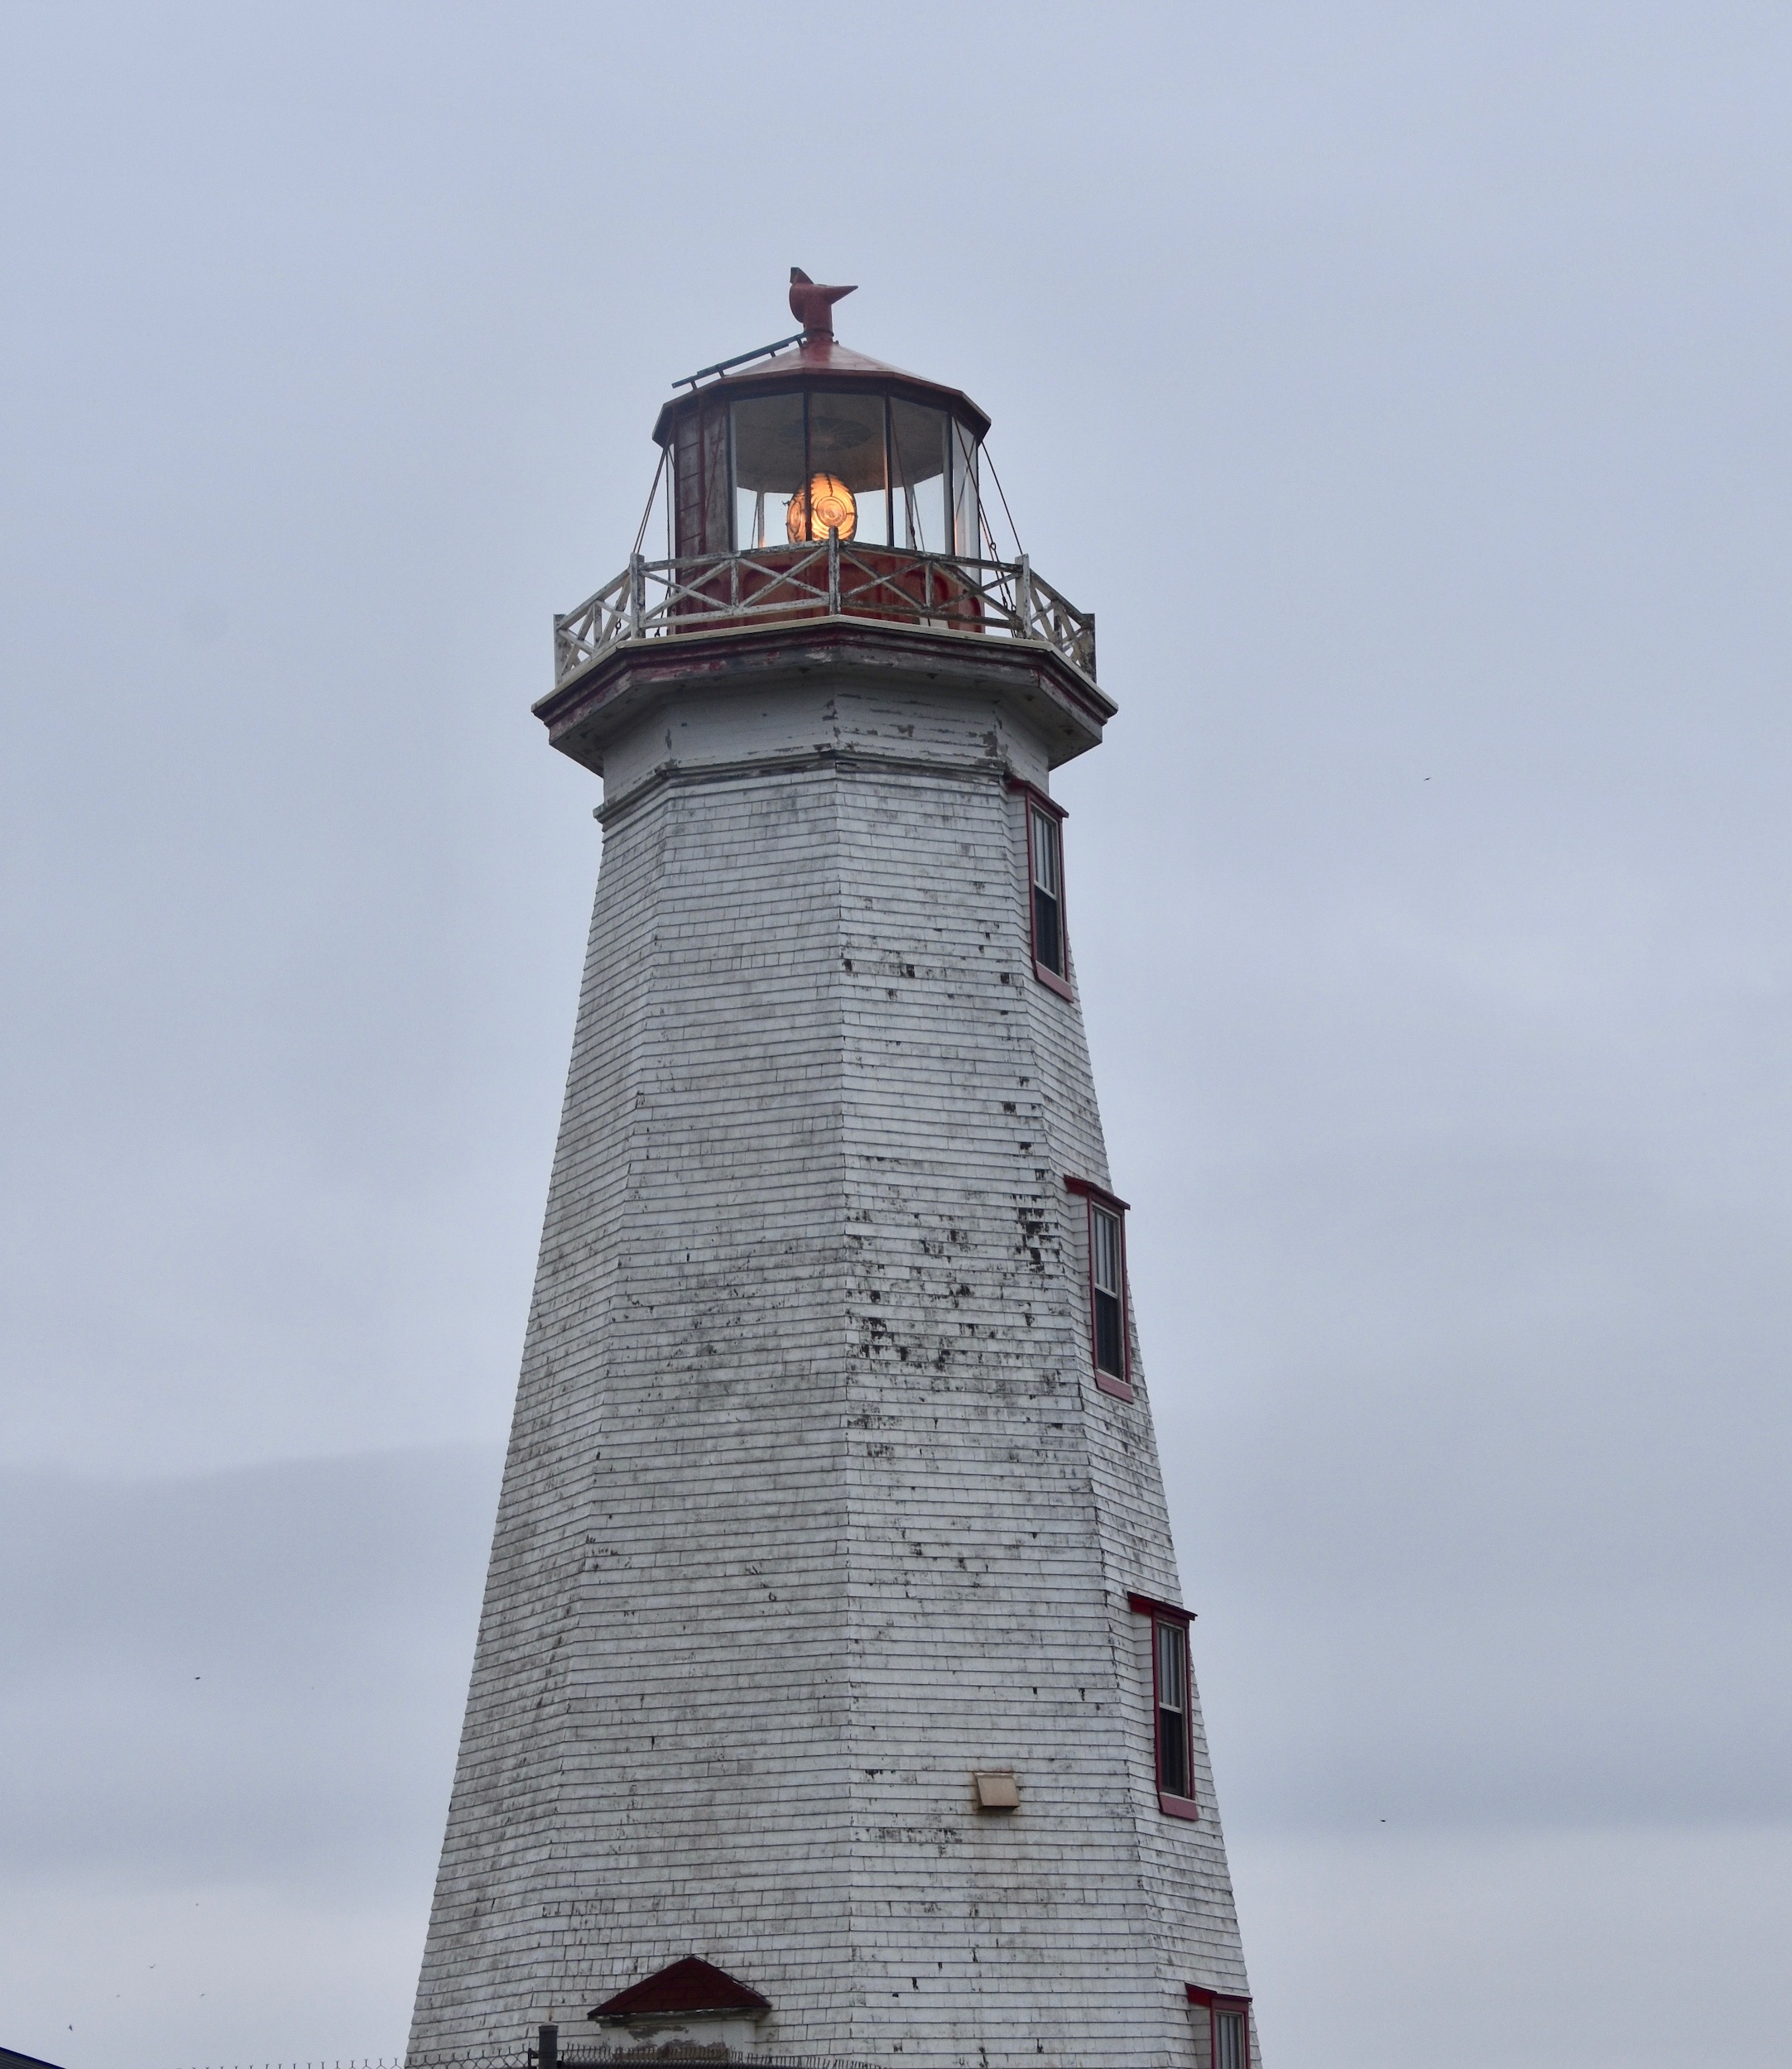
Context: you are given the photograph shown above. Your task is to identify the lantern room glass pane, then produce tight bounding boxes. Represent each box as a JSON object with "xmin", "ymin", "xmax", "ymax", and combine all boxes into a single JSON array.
[
  {"xmin": 731, "ymin": 392, "xmax": 805, "ymax": 550},
  {"xmin": 805, "ymin": 390, "xmax": 888, "ymax": 547},
  {"xmin": 713, "ymin": 387, "xmax": 976, "ymax": 554},
  {"xmin": 890, "ymin": 398, "xmax": 948, "ymax": 552},
  {"xmin": 951, "ymin": 418, "xmax": 980, "ymax": 557}
]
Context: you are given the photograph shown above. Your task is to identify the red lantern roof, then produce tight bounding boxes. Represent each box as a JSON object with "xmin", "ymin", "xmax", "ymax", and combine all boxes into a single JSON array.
[{"xmin": 652, "ymin": 281, "xmax": 992, "ymax": 450}]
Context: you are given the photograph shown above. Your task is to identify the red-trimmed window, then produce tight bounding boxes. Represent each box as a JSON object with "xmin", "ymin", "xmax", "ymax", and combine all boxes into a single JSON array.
[
  {"xmin": 1065, "ymin": 1176, "xmax": 1131, "ymax": 1399},
  {"xmin": 1030, "ymin": 804, "xmax": 1065, "ymax": 977},
  {"xmin": 1128, "ymin": 1591, "xmax": 1198, "ymax": 1818},
  {"xmin": 1007, "ymin": 778, "xmax": 1073, "ymax": 997},
  {"xmin": 1185, "ymin": 1988, "xmax": 1251, "ymax": 2069}
]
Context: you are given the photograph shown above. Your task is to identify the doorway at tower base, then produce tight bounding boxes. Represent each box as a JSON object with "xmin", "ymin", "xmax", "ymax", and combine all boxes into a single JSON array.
[{"xmin": 583, "ymin": 1953, "xmax": 770, "ymax": 2056}]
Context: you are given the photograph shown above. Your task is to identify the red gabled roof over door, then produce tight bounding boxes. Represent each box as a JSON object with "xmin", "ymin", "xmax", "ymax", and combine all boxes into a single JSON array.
[{"xmin": 589, "ymin": 1956, "xmax": 771, "ymax": 2021}]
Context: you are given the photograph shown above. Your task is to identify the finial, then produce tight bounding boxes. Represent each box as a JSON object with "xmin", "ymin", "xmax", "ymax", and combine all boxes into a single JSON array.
[{"xmin": 789, "ymin": 266, "xmax": 857, "ymax": 340}]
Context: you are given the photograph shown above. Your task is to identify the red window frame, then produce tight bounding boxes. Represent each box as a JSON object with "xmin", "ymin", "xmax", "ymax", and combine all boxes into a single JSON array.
[
  {"xmin": 1065, "ymin": 1175, "xmax": 1131, "ymax": 1400},
  {"xmin": 1006, "ymin": 777, "xmax": 1074, "ymax": 1000},
  {"xmin": 1185, "ymin": 1987, "xmax": 1251, "ymax": 2069},
  {"xmin": 1128, "ymin": 1591, "xmax": 1198, "ymax": 1819}
]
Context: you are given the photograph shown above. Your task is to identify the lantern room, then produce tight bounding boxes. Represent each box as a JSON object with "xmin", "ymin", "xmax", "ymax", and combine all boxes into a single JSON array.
[
  {"xmin": 651, "ymin": 331, "xmax": 989, "ymax": 559},
  {"xmin": 547, "ymin": 272, "xmax": 1099, "ymax": 706}
]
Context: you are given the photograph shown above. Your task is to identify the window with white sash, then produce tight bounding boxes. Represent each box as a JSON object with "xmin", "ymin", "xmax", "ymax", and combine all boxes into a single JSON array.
[
  {"xmin": 1029, "ymin": 804, "xmax": 1064, "ymax": 978},
  {"xmin": 1009, "ymin": 779, "xmax": 1073, "ymax": 996},
  {"xmin": 1065, "ymin": 1176, "xmax": 1131, "ymax": 1399},
  {"xmin": 1129, "ymin": 1591, "xmax": 1198, "ymax": 1817}
]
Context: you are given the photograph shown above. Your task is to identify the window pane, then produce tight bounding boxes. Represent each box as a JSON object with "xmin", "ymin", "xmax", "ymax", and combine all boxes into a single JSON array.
[
  {"xmin": 732, "ymin": 392, "xmax": 806, "ymax": 550},
  {"xmin": 805, "ymin": 389, "xmax": 889, "ymax": 547},
  {"xmin": 1093, "ymin": 1289, "xmax": 1122, "ymax": 1375},
  {"xmin": 1091, "ymin": 1206, "xmax": 1120, "ymax": 1294},
  {"xmin": 890, "ymin": 399, "xmax": 947, "ymax": 550},
  {"xmin": 1158, "ymin": 1703, "xmax": 1190, "ymax": 1798},
  {"xmin": 1216, "ymin": 2014, "xmax": 1244, "ymax": 2069},
  {"xmin": 1034, "ymin": 886, "xmax": 1064, "ymax": 975},
  {"xmin": 1030, "ymin": 809, "xmax": 1060, "ymax": 896},
  {"xmin": 951, "ymin": 418, "xmax": 980, "ymax": 556},
  {"xmin": 1156, "ymin": 1622, "xmax": 1185, "ymax": 1710}
]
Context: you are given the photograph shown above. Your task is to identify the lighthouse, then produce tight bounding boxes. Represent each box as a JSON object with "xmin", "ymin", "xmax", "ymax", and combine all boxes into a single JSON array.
[{"xmin": 408, "ymin": 276, "xmax": 1258, "ymax": 2069}]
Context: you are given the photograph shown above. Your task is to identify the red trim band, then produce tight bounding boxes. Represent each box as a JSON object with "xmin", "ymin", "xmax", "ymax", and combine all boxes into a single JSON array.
[
  {"xmin": 1159, "ymin": 1791, "xmax": 1201, "ymax": 1822},
  {"xmin": 1094, "ymin": 1371, "xmax": 1135, "ymax": 1402},
  {"xmin": 1127, "ymin": 1591, "xmax": 1194, "ymax": 1625},
  {"xmin": 1185, "ymin": 1986, "xmax": 1251, "ymax": 2010},
  {"xmin": 1064, "ymin": 1174, "xmax": 1131, "ymax": 1212}
]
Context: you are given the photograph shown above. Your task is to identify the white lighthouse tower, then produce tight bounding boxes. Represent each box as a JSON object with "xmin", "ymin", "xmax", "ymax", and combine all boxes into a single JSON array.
[{"xmin": 408, "ymin": 276, "xmax": 1258, "ymax": 2069}]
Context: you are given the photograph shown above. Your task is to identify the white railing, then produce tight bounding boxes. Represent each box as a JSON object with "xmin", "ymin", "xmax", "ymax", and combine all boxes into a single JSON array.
[{"xmin": 552, "ymin": 540, "xmax": 1096, "ymax": 690}]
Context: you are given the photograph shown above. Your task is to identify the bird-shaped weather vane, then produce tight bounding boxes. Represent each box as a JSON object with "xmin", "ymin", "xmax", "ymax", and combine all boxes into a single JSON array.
[
  {"xmin": 789, "ymin": 267, "xmax": 856, "ymax": 339},
  {"xmin": 673, "ymin": 268, "xmax": 859, "ymax": 388}
]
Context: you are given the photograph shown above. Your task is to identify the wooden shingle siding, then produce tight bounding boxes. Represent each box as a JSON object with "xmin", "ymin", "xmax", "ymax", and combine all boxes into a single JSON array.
[{"xmin": 409, "ymin": 666, "xmax": 1254, "ymax": 2069}]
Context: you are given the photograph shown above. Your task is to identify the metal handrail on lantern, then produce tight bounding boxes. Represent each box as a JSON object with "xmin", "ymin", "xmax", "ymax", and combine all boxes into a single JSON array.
[{"xmin": 552, "ymin": 545, "xmax": 1098, "ymax": 692}]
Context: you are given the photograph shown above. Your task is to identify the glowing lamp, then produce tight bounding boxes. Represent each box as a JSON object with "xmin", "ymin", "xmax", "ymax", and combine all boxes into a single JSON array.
[{"xmin": 787, "ymin": 472, "xmax": 857, "ymax": 543}]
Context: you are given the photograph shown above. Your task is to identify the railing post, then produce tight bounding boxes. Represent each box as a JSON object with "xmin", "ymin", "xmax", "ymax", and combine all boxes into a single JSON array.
[
  {"xmin": 827, "ymin": 527, "xmax": 841, "ymax": 612},
  {"xmin": 628, "ymin": 554, "xmax": 645, "ymax": 638},
  {"xmin": 1016, "ymin": 553, "xmax": 1034, "ymax": 638},
  {"xmin": 538, "ymin": 2024, "xmax": 559, "ymax": 2069},
  {"xmin": 552, "ymin": 611, "xmax": 567, "ymax": 684}
]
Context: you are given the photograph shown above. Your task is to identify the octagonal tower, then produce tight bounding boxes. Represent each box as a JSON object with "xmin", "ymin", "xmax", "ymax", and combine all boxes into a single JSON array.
[{"xmin": 408, "ymin": 276, "xmax": 1257, "ymax": 2069}]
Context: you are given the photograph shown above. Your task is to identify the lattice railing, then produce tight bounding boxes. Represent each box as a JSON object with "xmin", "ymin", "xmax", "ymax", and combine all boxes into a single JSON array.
[{"xmin": 552, "ymin": 542, "xmax": 1096, "ymax": 690}]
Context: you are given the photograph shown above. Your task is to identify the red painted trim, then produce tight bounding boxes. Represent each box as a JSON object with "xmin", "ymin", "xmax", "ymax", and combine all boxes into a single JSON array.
[
  {"xmin": 1127, "ymin": 1591, "xmax": 1194, "ymax": 1625},
  {"xmin": 1159, "ymin": 1791, "xmax": 1201, "ymax": 1821},
  {"xmin": 1063, "ymin": 1174, "xmax": 1131, "ymax": 1212},
  {"xmin": 1004, "ymin": 774, "xmax": 1067, "ymax": 820},
  {"xmin": 1185, "ymin": 1988, "xmax": 1252, "ymax": 2009},
  {"xmin": 1034, "ymin": 962, "xmax": 1075, "ymax": 999},
  {"xmin": 1094, "ymin": 1371, "xmax": 1135, "ymax": 1401}
]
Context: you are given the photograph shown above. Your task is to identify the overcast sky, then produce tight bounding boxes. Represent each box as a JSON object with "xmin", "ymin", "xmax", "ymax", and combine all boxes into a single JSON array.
[{"xmin": 2, "ymin": 5, "xmax": 1789, "ymax": 2067}]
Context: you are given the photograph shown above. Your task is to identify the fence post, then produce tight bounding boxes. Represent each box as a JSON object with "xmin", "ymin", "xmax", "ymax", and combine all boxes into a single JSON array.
[
  {"xmin": 538, "ymin": 2024, "xmax": 559, "ymax": 2069},
  {"xmin": 628, "ymin": 554, "xmax": 645, "ymax": 638},
  {"xmin": 827, "ymin": 526, "xmax": 841, "ymax": 612}
]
